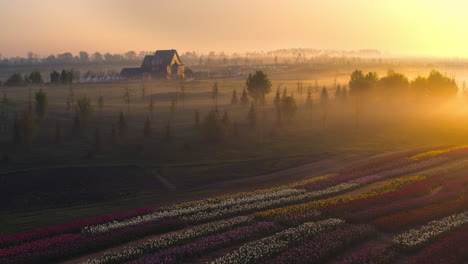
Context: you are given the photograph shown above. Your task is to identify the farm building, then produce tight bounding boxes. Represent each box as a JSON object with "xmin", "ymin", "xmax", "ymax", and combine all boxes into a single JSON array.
[{"xmin": 121, "ymin": 49, "xmax": 185, "ymax": 79}]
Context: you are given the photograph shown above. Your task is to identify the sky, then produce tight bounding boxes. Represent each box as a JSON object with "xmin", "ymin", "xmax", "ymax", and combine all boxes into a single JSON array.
[{"xmin": 1, "ymin": 0, "xmax": 468, "ymax": 58}]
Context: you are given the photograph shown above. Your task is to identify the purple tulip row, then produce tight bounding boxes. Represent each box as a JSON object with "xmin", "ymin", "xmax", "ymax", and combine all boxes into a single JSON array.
[
  {"xmin": 299, "ymin": 158, "xmax": 413, "ymax": 191},
  {"xmin": 344, "ymin": 176, "xmax": 465, "ymax": 221},
  {"xmin": 272, "ymin": 210, "xmax": 322, "ymax": 226},
  {"xmin": 334, "ymin": 246, "xmax": 397, "ymax": 264},
  {"xmin": 124, "ymin": 221, "xmax": 279, "ymax": 264},
  {"xmin": 349, "ymin": 156, "xmax": 447, "ymax": 185},
  {"xmin": 403, "ymin": 226, "xmax": 468, "ymax": 264},
  {"xmin": 0, "ymin": 216, "xmax": 182, "ymax": 264},
  {"xmin": 0, "ymin": 206, "xmax": 156, "ymax": 248},
  {"xmin": 266, "ymin": 224, "xmax": 377, "ymax": 264}
]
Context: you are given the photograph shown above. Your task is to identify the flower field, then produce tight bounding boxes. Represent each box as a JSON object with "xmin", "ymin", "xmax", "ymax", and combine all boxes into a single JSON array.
[{"xmin": 1, "ymin": 145, "xmax": 468, "ymax": 264}]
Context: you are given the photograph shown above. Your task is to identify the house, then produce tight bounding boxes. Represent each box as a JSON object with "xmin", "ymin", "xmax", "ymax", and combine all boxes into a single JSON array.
[{"xmin": 121, "ymin": 49, "xmax": 185, "ymax": 79}]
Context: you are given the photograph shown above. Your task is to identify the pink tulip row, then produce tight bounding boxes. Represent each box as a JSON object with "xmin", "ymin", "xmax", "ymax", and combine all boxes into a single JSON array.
[
  {"xmin": 124, "ymin": 221, "xmax": 278, "ymax": 264},
  {"xmin": 0, "ymin": 206, "xmax": 156, "ymax": 247},
  {"xmin": 334, "ymin": 246, "xmax": 396, "ymax": 264},
  {"xmin": 267, "ymin": 224, "xmax": 377, "ymax": 264},
  {"xmin": 347, "ymin": 175, "xmax": 467, "ymax": 223},
  {"xmin": 0, "ymin": 216, "xmax": 181, "ymax": 264},
  {"xmin": 403, "ymin": 226, "xmax": 468, "ymax": 264}
]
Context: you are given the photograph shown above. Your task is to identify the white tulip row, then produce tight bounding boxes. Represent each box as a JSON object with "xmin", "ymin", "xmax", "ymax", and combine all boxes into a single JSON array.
[
  {"xmin": 393, "ymin": 210, "xmax": 468, "ymax": 250},
  {"xmin": 82, "ymin": 188, "xmax": 305, "ymax": 234},
  {"xmin": 184, "ymin": 183, "xmax": 358, "ymax": 223},
  {"xmin": 81, "ymin": 216, "xmax": 253, "ymax": 264},
  {"xmin": 210, "ymin": 218, "xmax": 345, "ymax": 264}
]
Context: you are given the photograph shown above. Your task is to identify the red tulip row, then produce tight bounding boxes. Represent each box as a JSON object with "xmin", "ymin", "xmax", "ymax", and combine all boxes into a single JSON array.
[
  {"xmin": 373, "ymin": 197, "xmax": 468, "ymax": 231},
  {"xmin": 403, "ymin": 226, "xmax": 468, "ymax": 264},
  {"xmin": 266, "ymin": 224, "xmax": 377, "ymax": 264},
  {"xmin": 0, "ymin": 206, "xmax": 156, "ymax": 248}
]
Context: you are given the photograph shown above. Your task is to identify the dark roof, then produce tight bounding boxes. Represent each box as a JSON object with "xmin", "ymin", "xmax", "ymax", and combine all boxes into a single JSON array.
[
  {"xmin": 120, "ymin": 67, "xmax": 143, "ymax": 76},
  {"xmin": 154, "ymin": 50, "xmax": 181, "ymax": 65}
]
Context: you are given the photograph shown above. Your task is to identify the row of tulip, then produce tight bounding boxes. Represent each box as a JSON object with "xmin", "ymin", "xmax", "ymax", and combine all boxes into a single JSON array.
[
  {"xmin": 272, "ymin": 210, "xmax": 322, "ymax": 226},
  {"xmin": 80, "ymin": 216, "xmax": 253, "ymax": 264},
  {"xmin": 344, "ymin": 175, "xmax": 465, "ymax": 222},
  {"xmin": 85, "ymin": 183, "xmax": 356, "ymax": 235},
  {"xmin": 409, "ymin": 145, "xmax": 468, "ymax": 160},
  {"xmin": 124, "ymin": 221, "xmax": 279, "ymax": 264},
  {"xmin": 323, "ymin": 175, "xmax": 437, "ymax": 216},
  {"xmin": 211, "ymin": 218, "xmax": 345, "ymax": 264},
  {"xmin": 300, "ymin": 158, "xmax": 413, "ymax": 191},
  {"xmin": 162, "ymin": 174, "xmax": 336, "ymax": 211},
  {"xmin": 334, "ymin": 246, "xmax": 397, "ymax": 264},
  {"xmin": 349, "ymin": 156, "xmax": 447, "ymax": 185},
  {"xmin": 82, "ymin": 188, "xmax": 305, "ymax": 234},
  {"xmin": 256, "ymin": 175, "xmax": 426, "ymax": 218},
  {"xmin": 403, "ymin": 226, "xmax": 468, "ymax": 264},
  {"xmin": 267, "ymin": 224, "xmax": 377, "ymax": 264},
  {"xmin": 373, "ymin": 197, "xmax": 468, "ymax": 231},
  {"xmin": 0, "ymin": 207, "xmax": 156, "ymax": 248},
  {"xmin": 0, "ymin": 217, "xmax": 182, "ymax": 264},
  {"xmin": 392, "ymin": 210, "xmax": 468, "ymax": 251}
]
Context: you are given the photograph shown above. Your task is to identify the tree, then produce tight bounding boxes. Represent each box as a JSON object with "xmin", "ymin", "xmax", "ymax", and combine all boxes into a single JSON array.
[
  {"xmin": 240, "ymin": 88, "xmax": 249, "ymax": 105},
  {"xmin": 195, "ymin": 110, "xmax": 200, "ymax": 128},
  {"xmin": 143, "ymin": 116, "xmax": 152, "ymax": 138},
  {"xmin": 246, "ymin": 70, "xmax": 272, "ymax": 104},
  {"xmin": 18, "ymin": 109, "xmax": 38, "ymax": 150},
  {"xmin": 222, "ymin": 111, "xmax": 231, "ymax": 131},
  {"xmin": 426, "ymin": 70, "xmax": 458, "ymax": 98},
  {"xmin": 77, "ymin": 96, "xmax": 93, "ymax": 126},
  {"xmin": 94, "ymin": 127, "xmax": 101, "ymax": 151},
  {"xmin": 274, "ymin": 87, "xmax": 281, "ymax": 107},
  {"xmin": 231, "ymin": 89, "xmax": 238, "ymax": 105},
  {"xmin": 98, "ymin": 95, "xmax": 104, "ymax": 113},
  {"xmin": 212, "ymin": 82, "xmax": 219, "ymax": 109},
  {"xmin": 335, "ymin": 84, "xmax": 342, "ymax": 100},
  {"xmin": 50, "ymin": 70, "xmax": 60, "ymax": 85},
  {"xmin": 60, "ymin": 70, "xmax": 74, "ymax": 84},
  {"xmin": 378, "ymin": 70, "xmax": 409, "ymax": 98},
  {"xmin": 201, "ymin": 110, "xmax": 229, "ymax": 142},
  {"xmin": 305, "ymin": 88, "xmax": 313, "ymax": 108},
  {"xmin": 1, "ymin": 92, "xmax": 9, "ymax": 114},
  {"xmin": 248, "ymin": 103, "xmax": 256, "ymax": 128},
  {"xmin": 117, "ymin": 111, "xmax": 126, "ymax": 135},
  {"xmin": 35, "ymin": 89, "xmax": 48, "ymax": 120},
  {"xmin": 320, "ymin": 87, "xmax": 329, "ymax": 127},
  {"xmin": 180, "ymin": 81, "xmax": 186, "ymax": 108},
  {"xmin": 280, "ymin": 95, "xmax": 298, "ymax": 121},
  {"xmin": 5, "ymin": 73, "xmax": 26, "ymax": 86},
  {"xmin": 349, "ymin": 70, "xmax": 378, "ymax": 96},
  {"xmin": 79, "ymin": 51, "xmax": 89, "ymax": 63},
  {"xmin": 28, "ymin": 70, "xmax": 43, "ymax": 85},
  {"xmin": 149, "ymin": 96, "xmax": 155, "ymax": 119},
  {"xmin": 123, "ymin": 87, "xmax": 131, "ymax": 112}
]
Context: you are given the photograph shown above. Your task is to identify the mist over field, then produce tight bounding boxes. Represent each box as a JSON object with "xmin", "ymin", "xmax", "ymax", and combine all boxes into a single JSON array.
[{"xmin": 0, "ymin": 1, "xmax": 467, "ymax": 264}]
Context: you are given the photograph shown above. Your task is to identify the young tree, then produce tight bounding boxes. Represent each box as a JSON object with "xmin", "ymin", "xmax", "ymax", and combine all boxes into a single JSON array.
[
  {"xmin": 1, "ymin": 92, "xmax": 9, "ymax": 114},
  {"xmin": 240, "ymin": 88, "xmax": 249, "ymax": 105},
  {"xmin": 28, "ymin": 70, "xmax": 43, "ymax": 85},
  {"xmin": 320, "ymin": 87, "xmax": 329, "ymax": 127},
  {"xmin": 195, "ymin": 110, "xmax": 200, "ymax": 128},
  {"xmin": 5, "ymin": 73, "xmax": 26, "ymax": 86},
  {"xmin": 248, "ymin": 103, "xmax": 256, "ymax": 128},
  {"xmin": 35, "ymin": 89, "xmax": 48, "ymax": 120},
  {"xmin": 306, "ymin": 88, "xmax": 313, "ymax": 107},
  {"xmin": 143, "ymin": 116, "xmax": 152, "ymax": 138},
  {"xmin": 246, "ymin": 70, "xmax": 272, "ymax": 104},
  {"xmin": 280, "ymin": 95, "xmax": 298, "ymax": 121},
  {"xmin": 231, "ymin": 89, "xmax": 238, "ymax": 105},
  {"xmin": 117, "ymin": 111, "xmax": 126, "ymax": 136},
  {"xmin": 77, "ymin": 96, "xmax": 93, "ymax": 127},
  {"xmin": 123, "ymin": 87, "xmax": 131, "ymax": 112},
  {"xmin": 149, "ymin": 96, "xmax": 155, "ymax": 119},
  {"xmin": 94, "ymin": 127, "xmax": 101, "ymax": 151},
  {"xmin": 50, "ymin": 70, "xmax": 60, "ymax": 85},
  {"xmin": 98, "ymin": 95, "xmax": 104, "ymax": 113},
  {"xmin": 201, "ymin": 110, "xmax": 229, "ymax": 142},
  {"xmin": 335, "ymin": 84, "xmax": 342, "ymax": 101},
  {"xmin": 18, "ymin": 109, "xmax": 38, "ymax": 150},
  {"xmin": 274, "ymin": 87, "xmax": 281, "ymax": 107},
  {"xmin": 212, "ymin": 82, "xmax": 219, "ymax": 109}
]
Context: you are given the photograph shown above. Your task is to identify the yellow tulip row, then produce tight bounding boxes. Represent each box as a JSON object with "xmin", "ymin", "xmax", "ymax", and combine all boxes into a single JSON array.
[
  {"xmin": 255, "ymin": 175, "xmax": 427, "ymax": 218},
  {"xmin": 162, "ymin": 174, "xmax": 336, "ymax": 210},
  {"xmin": 409, "ymin": 145, "xmax": 468, "ymax": 160}
]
